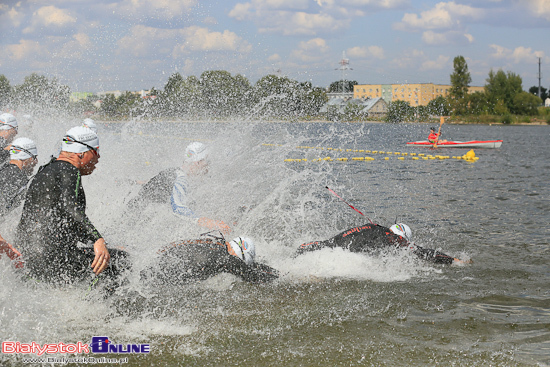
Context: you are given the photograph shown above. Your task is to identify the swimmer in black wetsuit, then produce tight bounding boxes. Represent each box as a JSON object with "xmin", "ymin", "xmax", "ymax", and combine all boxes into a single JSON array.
[
  {"xmin": 296, "ymin": 223, "xmax": 471, "ymax": 265},
  {"xmin": 143, "ymin": 235, "xmax": 279, "ymax": 285},
  {"xmin": 0, "ymin": 138, "xmax": 38, "ymax": 268},
  {"xmin": 15, "ymin": 127, "xmax": 129, "ymax": 285},
  {"xmin": 0, "ymin": 113, "xmax": 18, "ymax": 166},
  {"xmin": 0, "ymin": 137, "xmax": 38, "ymax": 215},
  {"xmin": 125, "ymin": 142, "xmax": 230, "ymax": 235}
]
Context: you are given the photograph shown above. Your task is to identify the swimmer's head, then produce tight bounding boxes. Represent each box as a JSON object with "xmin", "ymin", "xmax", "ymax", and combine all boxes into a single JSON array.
[
  {"xmin": 389, "ymin": 223, "xmax": 412, "ymax": 241},
  {"xmin": 227, "ymin": 237, "xmax": 256, "ymax": 265}
]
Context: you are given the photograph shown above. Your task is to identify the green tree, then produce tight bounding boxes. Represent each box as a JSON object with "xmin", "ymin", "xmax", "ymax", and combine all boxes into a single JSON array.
[
  {"xmin": 528, "ymin": 86, "xmax": 548, "ymax": 102},
  {"xmin": 199, "ymin": 70, "xmax": 251, "ymax": 117},
  {"xmin": 329, "ymin": 80, "xmax": 357, "ymax": 93},
  {"xmin": 161, "ymin": 72, "xmax": 191, "ymax": 116},
  {"xmin": 449, "ymin": 56, "xmax": 472, "ymax": 115},
  {"xmin": 14, "ymin": 73, "xmax": 70, "ymax": 110},
  {"xmin": 385, "ymin": 100, "xmax": 413, "ymax": 123},
  {"xmin": 99, "ymin": 94, "xmax": 119, "ymax": 118},
  {"xmin": 427, "ymin": 95, "xmax": 451, "ymax": 116},
  {"xmin": 343, "ymin": 102, "xmax": 365, "ymax": 120},
  {"xmin": 414, "ymin": 105, "xmax": 430, "ymax": 121},
  {"xmin": 0, "ymin": 75, "xmax": 12, "ymax": 108},
  {"xmin": 468, "ymin": 91, "xmax": 489, "ymax": 115},
  {"xmin": 300, "ymin": 84, "xmax": 327, "ymax": 117},
  {"xmin": 485, "ymin": 69, "xmax": 523, "ymax": 114},
  {"xmin": 253, "ymin": 75, "xmax": 303, "ymax": 118},
  {"xmin": 512, "ymin": 92, "xmax": 541, "ymax": 115},
  {"xmin": 117, "ymin": 91, "xmax": 142, "ymax": 117}
]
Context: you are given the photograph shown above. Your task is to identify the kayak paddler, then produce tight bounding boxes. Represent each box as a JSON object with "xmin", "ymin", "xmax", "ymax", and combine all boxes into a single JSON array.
[{"xmin": 428, "ymin": 127, "xmax": 440, "ymax": 143}]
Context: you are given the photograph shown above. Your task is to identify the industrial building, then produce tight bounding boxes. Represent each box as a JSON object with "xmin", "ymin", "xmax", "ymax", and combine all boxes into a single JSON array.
[{"xmin": 353, "ymin": 83, "xmax": 484, "ymax": 106}]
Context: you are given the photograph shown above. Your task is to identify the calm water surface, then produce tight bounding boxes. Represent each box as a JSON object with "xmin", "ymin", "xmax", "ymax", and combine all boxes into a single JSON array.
[{"xmin": 1, "ymin": 120, "xmax": 549, "ymax": 366}]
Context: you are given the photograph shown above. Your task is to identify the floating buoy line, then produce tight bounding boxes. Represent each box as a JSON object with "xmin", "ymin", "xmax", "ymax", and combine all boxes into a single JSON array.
[{"xmin": 261, "ymin": 144, "xmax": 479, "ymax": 163}]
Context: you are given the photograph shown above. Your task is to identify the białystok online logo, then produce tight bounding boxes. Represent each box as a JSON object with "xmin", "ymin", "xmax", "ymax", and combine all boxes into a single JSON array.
[{"xmin": 2, "ymin": 336, "xmax": 150, "ymax": 356}]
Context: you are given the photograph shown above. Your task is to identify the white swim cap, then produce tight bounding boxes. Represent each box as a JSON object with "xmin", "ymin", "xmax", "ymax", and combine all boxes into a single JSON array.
[
  {"xmin": 228, "ymin": 237, "xmax": 256, "ymax": 265},
  {"xmin": 184, "ymin": 142, "xmax": 208, "ymax": 163},
  {"xmin": 389, "ymin": 223, "xmax": 412, "ymax": 241},
  {"xmin": 9, "ymin": 137, "xmax": 37, "ymax": 160},
  {"xmin": 82, "ymin": 118, "xmax": 97, "ymax": 133},
  {"xmin": 61, "ymin": 126, "xmax": 99, "ymax": 154},
  {"xmin": 0, "ymin": 113, "xmax": 18, "ymax": 130}
]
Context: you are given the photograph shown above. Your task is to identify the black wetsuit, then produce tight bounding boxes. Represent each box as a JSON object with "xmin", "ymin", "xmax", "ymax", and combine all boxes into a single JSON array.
[
  {"xmin": 0, "ymin": 163, "xmax": 30, "ymax": 216},
  {"xmin": 16, "ymin": 158, "xmax": 129, "ymax": 284},
  {"xmin": 296, "ymin": 223, "xmax": 455, "ymax": 264},
  {"xmin": 127, "ymin": 168, "xmax": 179, "ymax": 210},
  {"xmin": 143, "ymin": 238, "xmax": 279, "ymax": 285}
]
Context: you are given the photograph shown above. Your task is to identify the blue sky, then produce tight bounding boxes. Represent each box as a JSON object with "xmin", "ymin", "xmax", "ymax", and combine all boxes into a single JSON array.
[{"xmin": 1, "ymin": 0, "xmax": 548, "ymax": 93}]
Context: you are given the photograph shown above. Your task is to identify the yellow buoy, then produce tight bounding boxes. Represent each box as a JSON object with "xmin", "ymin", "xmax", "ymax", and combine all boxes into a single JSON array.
[{"xmin": 463, "ymin": 149, "xmax": 476, "ymax": 160}]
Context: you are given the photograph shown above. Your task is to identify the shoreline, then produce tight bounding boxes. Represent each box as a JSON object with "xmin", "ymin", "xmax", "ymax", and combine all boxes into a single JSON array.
[{"xmin": 98, "ymin": 118, "xmax": 549, "ymax": 126}]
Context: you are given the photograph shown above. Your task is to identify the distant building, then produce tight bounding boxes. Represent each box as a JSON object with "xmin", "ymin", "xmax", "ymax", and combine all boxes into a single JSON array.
[
  {"xmin": 353, "ymin": 83, "xmax": 484, "ymax": 107},
  {"xmin": 545, "ymin": 98, "xmax": 550, "ymax": 107},
  {"xmin": 361, "ymin": 97, "xmax": 387, "ymax": 116},
  {"xmin": 320, "ymin": 96, "xmax": 387, "ymax": 117}
]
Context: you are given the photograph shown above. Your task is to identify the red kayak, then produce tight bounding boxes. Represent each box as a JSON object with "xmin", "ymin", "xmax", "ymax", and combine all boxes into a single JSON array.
[{"xmin": 406, "ymin": 140, "xmax": 503, "ymax": 148}]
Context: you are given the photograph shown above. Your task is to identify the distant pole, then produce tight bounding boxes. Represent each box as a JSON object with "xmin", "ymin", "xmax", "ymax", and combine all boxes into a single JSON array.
[
  {"xmin": 336, "ymin": 51, "xmax": 352, "ymax": 95},
  {"xmin": 538, "ymin": 57, "xmax": 542, "ymax": 99}
]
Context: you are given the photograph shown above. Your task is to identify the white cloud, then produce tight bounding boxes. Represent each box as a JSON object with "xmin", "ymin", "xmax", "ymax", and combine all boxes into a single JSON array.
[
  {"xmin": 420, "ymin": 55, "xmax": 450, "ymax": 71},
  {"xmin": 229, "ymin": 0, "xmax": 402, "ymax": 36},
  {"xmin": 341, "ymin": 0, "xmax": 409, "ymax": 8},
  {"xmin": 109, "ymin": 0, "xmax": 198, "ymax": 21},
  {"xmin": 228, "ymin": 3, "xmax": 253, "ymax": 21},
  {"xmin": 290, "ymin": 38, "xmax": 330, "ymax": 62},
  {"xmin": 118, "ymin": 25, "xmax": 252, "ymax": 59},
  {"xmin": 395, "ymin": 1, "xmax": 483, "ymax": 31},
  {"xmin": 522, "ymin": 0, "xmax": 550, "ymax": 21},
  {"xmin": 347, "ymin": 45, "xmax": 385, "ymax": 59},
  {"xmin": 23, "ymin": 6, "xmax": 76, "ymax": 34},
  {"xmin": 203, "ymin": 17, "xmax": 218, "ymax": 25},
  {"xmin": 248, "ymin": 9, "xmax": 348, "ymax": 35},
  {"xmin": 422, "ymin": 30, "xmax": 474, "ymax": 46},
  {"xmin": 390, "ymin": 48, "xmax": 424, "ymax": 69},
  {"xmin": 0, "ymin": 4, "xmax": 25, "ymax": 29},
  {"xmin": 268, "ymin": 54, "xmax": 282, "ymax": 62},
  {"xmin": 490, "ymin": 44, "xmax": 545, "ymax": 64},
  {"xmin": 182, "ymin": 26, "xmax": 252, "ymax": 53},
  {"xmin": 58, "ymin": 33, "xmax": 93, "ymax": 59},
  {"xmin": 6, "ymin": 39, "xmax": 47, "ymax": 61}
]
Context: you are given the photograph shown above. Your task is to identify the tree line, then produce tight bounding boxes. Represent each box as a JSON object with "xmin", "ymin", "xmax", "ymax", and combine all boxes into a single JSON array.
[
  {"xmin": 386, "ymin": 56, "xmax": 548, "ymax": 123},
  {"xmin": 1, "ymin": 58, "xmax": 547, "ymax": 122},
  {"xmin": 0, "ymin": 71, "xmax": 328, "ymax": 121}
]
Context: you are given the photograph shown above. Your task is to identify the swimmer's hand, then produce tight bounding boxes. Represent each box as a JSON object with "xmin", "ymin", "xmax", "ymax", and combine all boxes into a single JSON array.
[
  {"xmin": 91, "ymin": 238, "xmax": 111, "ymax": 275},
  {"xmin": 453, "ymin": 257, "xmax": 473, "ymax": 265}
]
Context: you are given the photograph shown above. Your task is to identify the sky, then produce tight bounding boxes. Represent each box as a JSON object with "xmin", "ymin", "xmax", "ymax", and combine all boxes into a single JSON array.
[{"xmin": 1, "ymin": 0, "xmax": 549, "ymax": 94}]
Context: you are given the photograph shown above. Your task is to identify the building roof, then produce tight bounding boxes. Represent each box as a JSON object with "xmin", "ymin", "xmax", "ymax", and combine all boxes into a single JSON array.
[{"xmin": 320, "ymin": 96, "xmax": 387, "ymax": 114}]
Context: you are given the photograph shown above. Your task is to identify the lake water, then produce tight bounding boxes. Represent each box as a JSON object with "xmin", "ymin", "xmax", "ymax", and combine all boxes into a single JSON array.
[{"xmin": 1, "ymin": 120, "xmax": 549, "ymax": 366}]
